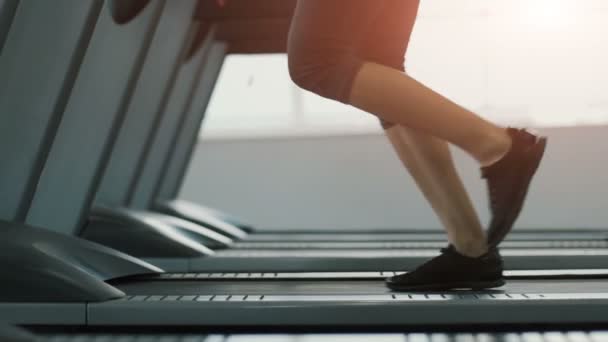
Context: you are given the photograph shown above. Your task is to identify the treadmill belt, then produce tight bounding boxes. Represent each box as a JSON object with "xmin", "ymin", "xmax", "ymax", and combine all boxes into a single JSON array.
[
  {"xmin": 234, "ymin": 240, "xmax": 608, "ymax": 249},
  {"xmin": 244, "ymin": 232, "xmax": 608, "ymax": 242},
  {"xmin": 35, "ymin": 331, "xmax": 608, "ymax": 342},
  {"xmin": 156, "ymin": 269, "xmax": 608, "ymax": 281},
  {"xmin": 113, "ymin": 279, "xmax": 608, "ymax": 296},
  {"xmin": 215, "ymin": 249, "xmax": 608, "ymax": 257},
  {"xmin": 188, "ymin": 249, "xmax": 608, "ymax": 272}
]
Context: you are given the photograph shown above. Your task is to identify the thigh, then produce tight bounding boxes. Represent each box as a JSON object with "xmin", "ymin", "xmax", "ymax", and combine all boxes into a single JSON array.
[
  {"xmin": 289, "ymin": 0, "xmax": 390, "ymax": 54},
  {"xmin": 360, "ymin": 0, "xmax": 421, "ymax": 71}
]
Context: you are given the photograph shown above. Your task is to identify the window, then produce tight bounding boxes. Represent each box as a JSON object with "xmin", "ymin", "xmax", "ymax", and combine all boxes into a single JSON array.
[{"xmin": 202, "ymin": 0, "xmax": 608, "ymax": 139}]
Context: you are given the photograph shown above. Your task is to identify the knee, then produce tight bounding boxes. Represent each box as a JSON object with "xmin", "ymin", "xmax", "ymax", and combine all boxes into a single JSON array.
[
  {"xmin": 379, "ymin": 119, "xmax": 397, "ymax": 130},
  {"xmin": 287, "ymin": 43, "xmax": 361, "ymax": 103},
  {"xmin": 286, "ymin": 45, "xmax": 329, "ymax": 94},
  {"xmin": 287, "ymin": 49, "xmax": 313, "ymax": 92}
]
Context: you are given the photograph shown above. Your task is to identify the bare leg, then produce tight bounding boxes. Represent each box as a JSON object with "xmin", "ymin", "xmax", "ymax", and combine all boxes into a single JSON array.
[
  {"xmin": 385, "ymin": 125, "xmax": 487, "ymax": 257},
  {"xmin": 350, "ymin": 62, "xmax": 511, "ymax": 167},
  {"xmin": 349, "ymin": 62, "xmax": 511, "ymax": 256}
]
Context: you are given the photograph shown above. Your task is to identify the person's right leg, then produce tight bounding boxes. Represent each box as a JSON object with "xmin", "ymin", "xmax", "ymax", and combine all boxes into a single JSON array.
[
  {"xmin": 350, "ymin": 61, "xmax": 546, "ymax": 250},
  {"xmin": 287, "ymin": 0, "xmax": 503, "ymax": 254},
  {"xmin": 347, "ymin": 1, "xmax": 546, "ymax": 250},
  {"xmin": 385, "ymin": 125, "xmax": 487, "ymax": 257},
  {"xmin": 288, "ymin": 0, "xmax": 546, "ymax": 289}
]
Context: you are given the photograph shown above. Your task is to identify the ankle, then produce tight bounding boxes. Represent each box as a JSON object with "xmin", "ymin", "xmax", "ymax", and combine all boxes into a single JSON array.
[
  {"xmin": 477, "ymin": 128, "xmax": 512, "ymax": 167},
  {"xmin": 452, "ymin": 238, "xmax": 488, "ymax": 258}
]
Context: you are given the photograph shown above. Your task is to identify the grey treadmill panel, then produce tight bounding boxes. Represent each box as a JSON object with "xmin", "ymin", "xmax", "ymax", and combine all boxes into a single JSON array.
[
  {"xmin": 85, "ymin": 292, "xmax": 608, "ymax": 326},
  {"xmin": 0, "ymin": 303, "xmax": 85, "ymax": 325},
  {"xmin": 0, "ymin": 222, "xmax": 160, "ymax": 302},
  {"xmin": 156, "ymin": 198, "xmax": 249, "ymax": 239},
  {"xmin": 84, "ymin": 206, "xmax": 221, "ymax": 257},
  {"xmin": 0, "ymin": 0, "xmax": 18, "ymax": 53},
  {"xmin": 143, "ymin": 257, "xmax": 191, "ymax": 272},
  {"xmin": 109, "ymin": 0, "xmax": 153, "ymax": 25},
  {"xmin": 26, "ymin": 0, "xmax": 165, "ymax": 235},
  {"xmin": 155, "ymin": 200, "xmax": 256, "ymax": 235},
  {"xmin": 95, "ymin": 0, "xmax": 198, "ymax": 208},
  {"xmin": 129, "ymin": 24, "xmax": 217, "ymax": 209},
  {"xmin": 155, "ymin": 43, "xmax": 226, "ymax": 202},
  {"xmin": 0, "ymin": 0, "xmax": 101, "ymax": 221}
]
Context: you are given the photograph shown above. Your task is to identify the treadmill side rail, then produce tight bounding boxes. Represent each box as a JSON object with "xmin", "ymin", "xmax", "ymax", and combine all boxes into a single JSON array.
[
  {"xmin": 83, "ymin": 205, "xmax": 225, "ymax": 257},
  {"xmin": 155, "ymin": 199, "xmax": 251, "ymax": 238},
  {"xmin": 0, "ymin": 220, "xmax": 159, "ymax": 302},
  {"xmin": 0, "ymin": 303, "xmax": 86, "ymax": 326},
  {"xmin": 86, "ymin": 293, "xmax": 608, "ymax": 326},
  {"xmin": 3, "ymin": 291, "xmax": 608, "ymax": 326}
]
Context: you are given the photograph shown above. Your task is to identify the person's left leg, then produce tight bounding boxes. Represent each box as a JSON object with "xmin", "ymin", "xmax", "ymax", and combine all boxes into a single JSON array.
[{"xmin": 360, "ymin": 3, "xmax": 503, "ymax": 290}]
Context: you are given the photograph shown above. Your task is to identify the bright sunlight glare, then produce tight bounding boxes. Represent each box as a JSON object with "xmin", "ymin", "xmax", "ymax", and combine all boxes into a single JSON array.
[{"xmin": 522, "ymin": 0, "xmax": 577, "ymax": 29}]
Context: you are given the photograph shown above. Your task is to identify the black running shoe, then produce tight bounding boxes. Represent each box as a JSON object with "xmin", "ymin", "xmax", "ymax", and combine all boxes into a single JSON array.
[
  {"xmin": 385, "ymin": 245, "xmax": 504, "ymax": 291},
  {"xmin": 482, "ymin": 128, "xmax": 547, "ymax": 247}
]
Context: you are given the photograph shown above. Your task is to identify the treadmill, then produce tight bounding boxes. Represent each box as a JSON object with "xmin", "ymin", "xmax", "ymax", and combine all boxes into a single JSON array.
[
  {"xmin": 2, "ymin": 0, "xmax": 608, "ymax": 330},
  {"xmin": 60, "ymin": 0, "xmax": 608, "ymax": 273},
  {"xmin": 5, "ymin": 219, "xmax": 608, "ymax": 328},
  {"xmin": 103, "ymin": 0, "xmax": 608, "ymax": 245}
]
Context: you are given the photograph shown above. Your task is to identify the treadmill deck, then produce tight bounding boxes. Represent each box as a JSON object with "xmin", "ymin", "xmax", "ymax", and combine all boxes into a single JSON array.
[
  {"xmin": 2, "ymin": 278, "xmax": 608, "ymax": 327},
  {"xmin": 114, "ymin": 278, "xmax": 608, "ymax": 296}
]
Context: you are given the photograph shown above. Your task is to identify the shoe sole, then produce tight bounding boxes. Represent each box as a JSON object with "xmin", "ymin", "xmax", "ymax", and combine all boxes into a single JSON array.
[
  {"xmin": 386, "ymin": 278, "xmax": 506, "ymax": 292},
  {"xmin": 488, "ymin": 136, "xmax": 548, "ymax": 247}
]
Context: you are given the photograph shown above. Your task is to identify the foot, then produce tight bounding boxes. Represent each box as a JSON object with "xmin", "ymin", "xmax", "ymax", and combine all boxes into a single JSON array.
[
  {"xmin": 385, "ymin": 245, "xmax": 504, "ymax": 291},
  {"xmin": 482, "ymin": 128, "xmax": 547, "ymax": 247}
]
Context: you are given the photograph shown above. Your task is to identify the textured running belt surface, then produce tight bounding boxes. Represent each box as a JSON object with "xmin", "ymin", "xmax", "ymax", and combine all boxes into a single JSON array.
[
  {"xmin": 156, "ymin": 269, "xmax": 608, "ymax": 281},
  {"xmin": 36, "ymin": 331, "xmax": 608, "ymax": 342},
  {"xmin": 244, "ymin": 232, "xmax": 608, "ymax": 242},
  {"xmin": 215, "ymin": 249, "xmax": 608, "ymax": 257},
  {"xmin": 234, "ymin": 240, "xmax": 608, "ymax": 249},
  {"xmin": 114, "ymin": 279, "xmax": 608, "ymax": 296},
  {"xmin": 190, "ymin": 249, "xmax": 608, "ymax": 272}
]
